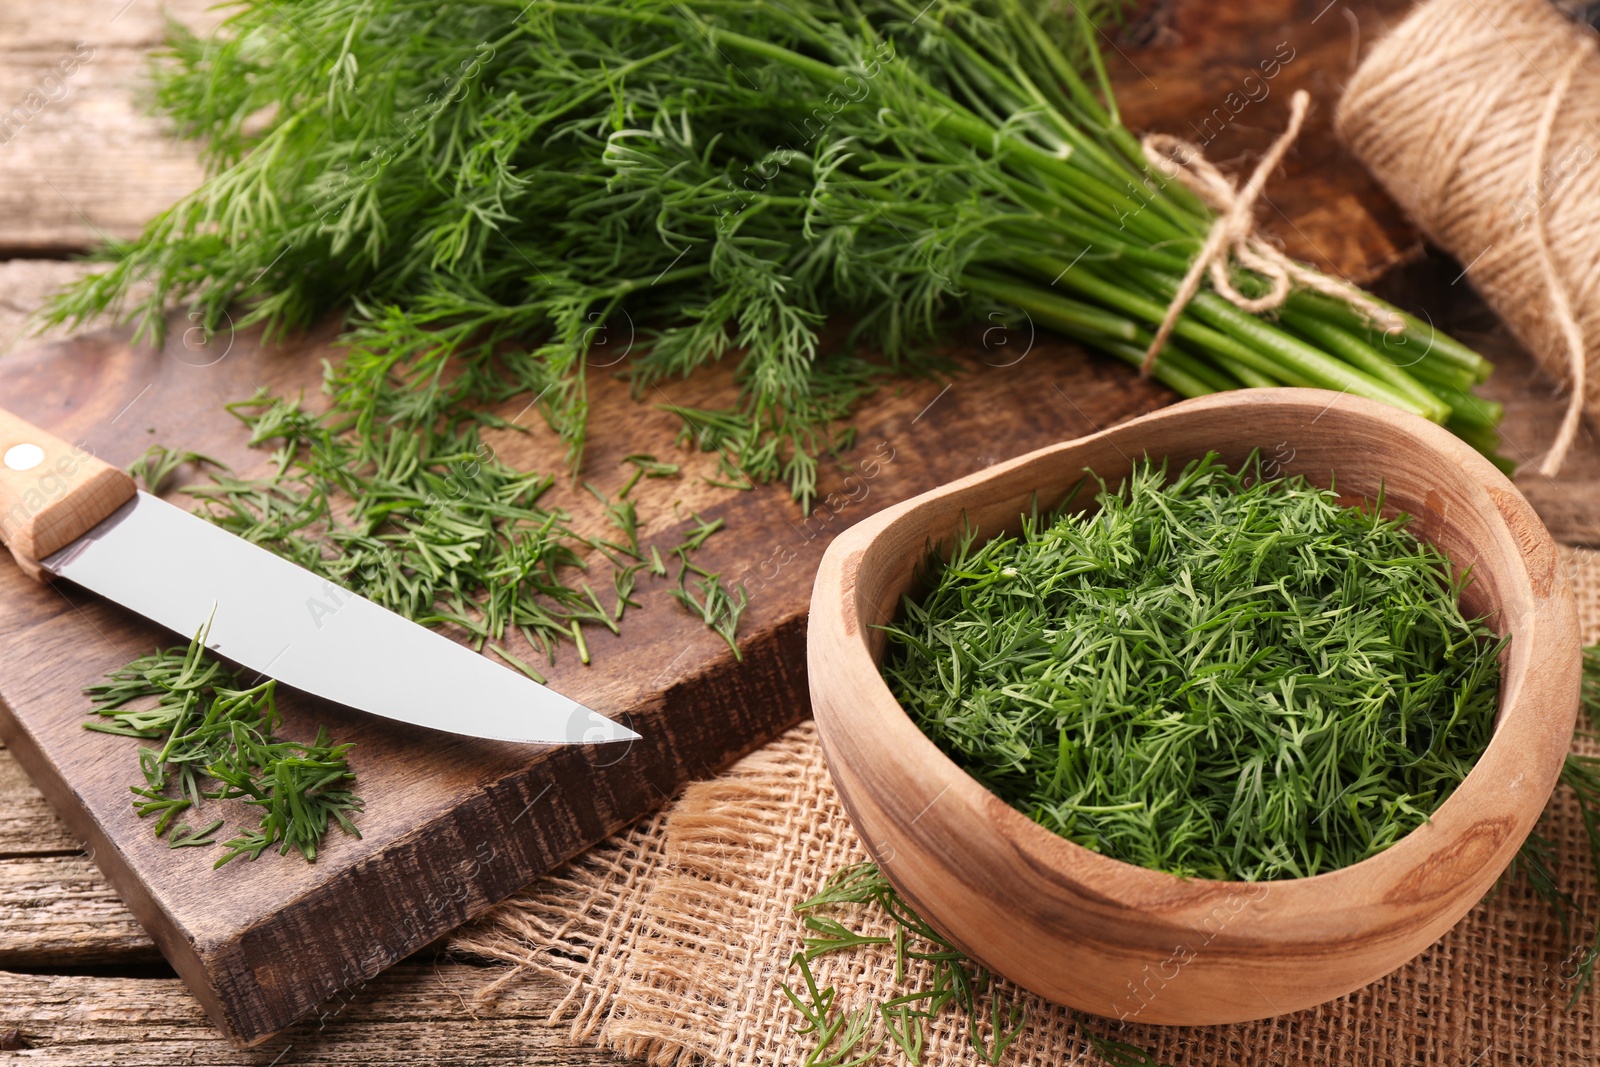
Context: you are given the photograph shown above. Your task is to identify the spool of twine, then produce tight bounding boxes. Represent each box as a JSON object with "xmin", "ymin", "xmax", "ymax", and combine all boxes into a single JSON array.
[{"xmin": 1336, "ymin": 0, "xmax": 1600, "ymax": 476}]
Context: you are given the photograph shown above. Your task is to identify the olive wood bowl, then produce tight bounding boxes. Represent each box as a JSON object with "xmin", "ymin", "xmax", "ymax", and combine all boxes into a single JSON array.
[{"xmin": 808, "ymin": 388, "xmax": 1579, "ymax": 1025}]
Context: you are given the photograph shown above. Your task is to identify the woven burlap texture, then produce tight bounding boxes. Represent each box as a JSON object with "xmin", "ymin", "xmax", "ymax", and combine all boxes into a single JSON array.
[{"xmin": 451, "ymin": 545, "xmax": 1600, "ymax": 1067}]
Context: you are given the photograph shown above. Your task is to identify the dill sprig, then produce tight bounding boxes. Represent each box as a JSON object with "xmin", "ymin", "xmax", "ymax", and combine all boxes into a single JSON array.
[
  {"xmin": 1510, "ymin": 645, "xmax": 1600, "ymax": 1003},
  {"xmin": 783, "ymin": 861, "xmax": 1167, "ymax": 1066},
  {"xmin": 882, "ymin": 452, "xmax": 1503, "ymax": 881},
  {"xmin": 84, "ymin": 626, "xmax": 364, "ymax": 868},
  {"xmin": 43, "ymin": 0, "xmax": 1506, "ymax": 512},
  {"xmin": 783, "ymin": 862, "xmax": 1029, "ymax": 1066}
]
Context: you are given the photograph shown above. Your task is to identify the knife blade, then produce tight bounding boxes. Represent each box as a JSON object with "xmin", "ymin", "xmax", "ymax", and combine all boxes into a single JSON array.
[{"xmin": 0, "ymin": 407, "xmax": 639, "ymax": 746}]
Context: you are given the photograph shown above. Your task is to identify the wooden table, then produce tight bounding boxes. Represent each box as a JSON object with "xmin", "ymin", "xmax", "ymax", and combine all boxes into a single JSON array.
[{"xmin": 1, "ymin": 2, "xmax": 1596, "ymax": 1064}]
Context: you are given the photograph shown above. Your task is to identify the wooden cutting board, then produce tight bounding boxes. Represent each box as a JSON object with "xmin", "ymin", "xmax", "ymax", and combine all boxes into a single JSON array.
[{"xmin": 0, "ymin": 0, "xmax": 1452, "ymax": 1048}]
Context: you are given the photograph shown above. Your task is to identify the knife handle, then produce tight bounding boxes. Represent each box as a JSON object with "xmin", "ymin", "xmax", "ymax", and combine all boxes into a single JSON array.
[{"xmin": 0, "ymin": 407, "xmax": 136, "ymax": 580}]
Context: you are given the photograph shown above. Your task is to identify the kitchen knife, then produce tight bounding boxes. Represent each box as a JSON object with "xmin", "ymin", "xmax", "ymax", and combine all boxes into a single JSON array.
[{"xmin": 0, "ymin": 407, "xmax": 639, "ymax": 745}]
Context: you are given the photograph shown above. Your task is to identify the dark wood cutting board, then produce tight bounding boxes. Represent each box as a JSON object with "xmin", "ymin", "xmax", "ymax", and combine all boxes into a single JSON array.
[{"xmin": 0, "ymin": 0, "xmax": 1465, "ymax": 1048}]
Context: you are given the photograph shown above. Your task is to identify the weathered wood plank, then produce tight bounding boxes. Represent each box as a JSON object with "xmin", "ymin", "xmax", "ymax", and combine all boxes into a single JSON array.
[
  {"xmin": 0, "ymin": 853, "xmax": 155, "ymax": 966},
  {"xmin": 0, "ymin": 1, "xmax": 218, "ymax": 253},
  {"xmin": 0, "ymin": 262, "xmax": 148, "ymax": 359},
  {"xmin": 0, "ymin": 745, "xmax": 79, "ymax": 856},
  {"xmin": 0, "ymin": 960, "xmax": 620, "ymax": 1066},
  {"xmin": 1, "ymin": 733, "xmax": 161, "ymax": 970}
]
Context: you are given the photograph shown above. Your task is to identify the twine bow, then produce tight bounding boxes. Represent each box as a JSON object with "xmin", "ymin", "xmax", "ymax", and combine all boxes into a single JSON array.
[{"xmin": 1137, "ymin": 89, "xmax": 1402, "ymax": 376}]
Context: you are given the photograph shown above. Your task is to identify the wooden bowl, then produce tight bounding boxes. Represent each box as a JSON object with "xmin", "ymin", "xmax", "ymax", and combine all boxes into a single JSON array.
[{"xmin": 808, "ymin": 388, "xmax": 1579, "ymax": 1025}]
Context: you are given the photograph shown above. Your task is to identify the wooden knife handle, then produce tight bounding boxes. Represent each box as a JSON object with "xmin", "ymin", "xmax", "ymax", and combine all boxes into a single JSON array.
[{"xmin": 0, "ymin": 407, "xmax": 136, "ymax": 579}]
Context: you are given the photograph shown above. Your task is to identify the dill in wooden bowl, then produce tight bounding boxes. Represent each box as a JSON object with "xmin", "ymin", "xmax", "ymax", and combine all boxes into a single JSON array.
[
  {"xmin": 879, "ymin": 451, "xmax": 1503, "ymax": 883},
  {"xmin": 807, "ymin": 388, "xmax": 1579, "ymax": 1025}
]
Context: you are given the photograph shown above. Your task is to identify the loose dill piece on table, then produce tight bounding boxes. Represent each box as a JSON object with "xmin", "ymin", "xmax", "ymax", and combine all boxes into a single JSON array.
[
  {"xmin": 619, "ymin": 454, "xmax": 681, "ymax": 497},
  {"xmin": 668, "ymin": 536, "xmax": 749, "ymax": 660},
  {"xmin": 167, "ymin": 819, "xmax": 227, "ymax": 849},
  {"xmin": 781, "ymin": 862, "xmax": 1163, "ymax": 1066},
  {"xmin": 1511, "ymin": 644, "xmax": 1600, "ymax": 1004},
  {"xmin": 881, "ymin": 451, "xmax": 1504, "ymax": 882},
  {"xmin": 127, "ymin": 444, "xmax": 223, "ymax": 495},
  {"xmin": 84, "ymin": 626, "xmax": 364, "ymax": 868},
  {"xmin": 678, "ymin": 511, "xmax": 726, "ymax": 552},
  {"xmin": 586, "ymin": 481, "xmax": 645, "ymax": 560}
]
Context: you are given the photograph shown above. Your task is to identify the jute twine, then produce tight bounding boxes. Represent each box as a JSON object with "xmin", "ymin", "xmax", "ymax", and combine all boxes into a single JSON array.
[
  {"xmin": 1137, "ymin": 89, "xmax": 1402, "ymax": 376},
  {"xmin": 452, "ymin": 545, "xmax": 1600, "ymax": 1067},
  {"xmin": 1337, "ymin": 0, "xmax": 1600, "ymax": 477}
]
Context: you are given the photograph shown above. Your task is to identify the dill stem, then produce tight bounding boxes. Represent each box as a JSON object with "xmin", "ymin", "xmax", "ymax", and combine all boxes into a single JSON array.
[
  {"xmin": 1086, "ymin": 337, "xmax": 1222, "ymax": 396},
  {"xmin": 1433, "ymin": 386, "xmax": 1503, "ymax": 430},
  {"xmin": 960, "ymin": 271, "xmax": 1136, "ymax": 341},
  {"xmin": 1274, "ymin": 309, "xmax": 1449, "ymax": 421},
  {"xmin": 963, "ymin": 271, "xmax": 1221, "ymax": 396},
  {"xmin": 1045, "ymin": 256, "xmax": 1438, "ymax": 417},
  {"xmin": 1024, "ymin": 253, "xmax": 1419, "ymax": 409},
  {"xmin": 1287, "ymin": 291, "xmax": 1491, "ymax": 380}
]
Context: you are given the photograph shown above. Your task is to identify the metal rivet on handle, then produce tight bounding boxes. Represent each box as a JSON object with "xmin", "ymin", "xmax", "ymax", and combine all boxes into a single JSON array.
[{"xmin": 3, "ymin": 444, "xmax": 44, "ymax": 472}]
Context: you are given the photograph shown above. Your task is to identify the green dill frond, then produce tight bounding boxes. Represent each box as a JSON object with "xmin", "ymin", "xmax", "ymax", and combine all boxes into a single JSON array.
[{"xmin": 45, "ymin": 0, "xmax": 1503, "ymax": 508}]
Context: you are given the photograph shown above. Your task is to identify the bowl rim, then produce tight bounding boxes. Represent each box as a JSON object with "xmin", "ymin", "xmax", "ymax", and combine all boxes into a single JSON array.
[{"xmin": 811, "ymin": 387, "xmax": 1578, "ymax": 914}]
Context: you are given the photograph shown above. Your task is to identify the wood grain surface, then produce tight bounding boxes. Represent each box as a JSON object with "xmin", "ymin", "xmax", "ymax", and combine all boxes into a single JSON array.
[
  {"xmin": 0, "ymin": 1, "xmax": 222, "ymax": 255},
  {"xmin": 0, "ymin": 962, "xmax": 624, "ymax": 1066},
  {"xmin": 0, "ymin": 0, "xmax": 1594, "ymax": 1061},
  {"xmin": 0, "ymin": 731, "xmax": 632, "ymax": 1066},
  {"xmin": 809, "ymin": 389, "xmax": 1579, "ymax": 1025}
]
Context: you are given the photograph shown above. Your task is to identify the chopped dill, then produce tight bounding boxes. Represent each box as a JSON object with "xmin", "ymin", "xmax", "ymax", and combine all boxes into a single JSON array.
[
  {"xmin": 148, "ymin": 394, "xmax": 747, "ymax": 666},
  {"xmin": 881, "ymin": 452, "xmax": 1504, "ymax": 881},
  {"xmin": 84, "ymin": 626, "xmax": 364, "ymax": 868},
  {"xmin": 90, "ymin": 415, "xmax": 750, "ymax": 872}
]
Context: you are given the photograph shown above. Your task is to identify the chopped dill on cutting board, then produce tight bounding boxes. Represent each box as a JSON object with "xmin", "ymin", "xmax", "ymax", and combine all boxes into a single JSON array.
[
  {"xmin": 84, "ymin": 626, "xmax": 364, "ymax": 869},
  {"xmin": 86, "ymin": 426, "xmax": 749, "ymax": 867},
  {"xmin": 881, "ymin": 452, "xmax": 1503, "ymax": 881}
]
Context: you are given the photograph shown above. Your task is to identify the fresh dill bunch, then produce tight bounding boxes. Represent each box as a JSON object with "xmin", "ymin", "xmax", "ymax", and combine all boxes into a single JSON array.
[
  {"xmin": 881, "ymin": 452, "xmax": 1503, "ymax": 881},
  {"xmin": 44, "ymin": 0, "xmax": 1505, "ymax": 509},
  {"xmin": 84, "ymin": 625, "xmax": 364, "ymax": 868}
]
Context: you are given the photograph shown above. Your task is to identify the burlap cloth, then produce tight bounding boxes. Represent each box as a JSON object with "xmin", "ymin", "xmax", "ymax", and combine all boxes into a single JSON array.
[{"xmin": 450, "ymin": 546, "xmax": 1600, "ymax": 1066}]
